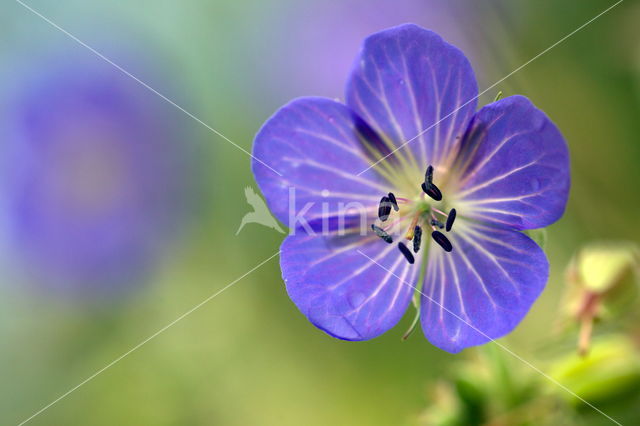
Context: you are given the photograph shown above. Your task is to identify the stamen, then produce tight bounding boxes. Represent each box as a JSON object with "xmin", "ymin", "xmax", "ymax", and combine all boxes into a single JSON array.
[
  {"xmin": 421, "ymin": 182, "xmax": 442, "ymax": 201},
  {"xmin": 405, "ymin": 212, "xmax": 421, "ymax": 240},
  {"xmin": 431, "ymin": 207, "xmax": 447, "ymax": 217},
  {"xmin": 398, "ymin": 242, "xmax": 415, "ymax": 264},
  {"xmin": 387, "ymin": 192, "xmax": 399, "ymax": 211},
  {"xmin": 378, "ymin": 196, "xmax": 392, "ymax": 221},
  {"xmin": 431, "ymin": 231, "xmax": 453, "ymax": 252},
  {"xmin": 413, "ymin": 226, "xmax": 422, "ymax": 253},
  {"xmin": 430, "ymin": 219, "xmax": 444, "ymax": 229},
  {"xmin": 445, "ymin": 208, "xmax": 457, "ymax": 232},
  {"xmin": 424, "ymin": 165, "xmax": 434, "ymax": 185},
  {"xmin": 371, "ymin": 224, "xmax": 393, "ymax": 244},
  {"xmin": 382, "ymin": 216, "xmax": 404, "ymax": 232}
]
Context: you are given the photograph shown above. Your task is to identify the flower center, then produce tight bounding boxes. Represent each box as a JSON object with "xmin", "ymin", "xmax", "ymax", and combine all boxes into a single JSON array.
[{"xmin": 371, "ymin": 164, "xmax": 457, "ymax": 263}]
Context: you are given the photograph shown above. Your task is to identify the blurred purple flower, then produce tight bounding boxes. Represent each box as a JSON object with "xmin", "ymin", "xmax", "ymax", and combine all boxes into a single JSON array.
[
  {"xmin": 252, "ymin": 25, "xmax": 570, "ymax": 353},
  {"xmin": 266, "ymin": 0, "xmax": 517, "ymax": 100},
  {"xmin": 1, "ymin": 52, "xmax": 192, "ymax": 298}
]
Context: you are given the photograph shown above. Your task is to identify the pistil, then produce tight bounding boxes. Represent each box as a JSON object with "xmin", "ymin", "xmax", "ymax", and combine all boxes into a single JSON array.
[{"xmin": 372, "ymin": 164, "xmax": 460, "ymax": 257}]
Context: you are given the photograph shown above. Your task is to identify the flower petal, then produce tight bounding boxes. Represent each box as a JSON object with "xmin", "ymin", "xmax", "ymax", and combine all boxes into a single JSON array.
[
  {"xmin": 281, "ymin": 232, "xmax": 420, "ymax": 340},
  {"xmin": 345, "ymin": 23, "xmax": 478, "ymax": 170},
  {"xmin": 252, "ymin": 97, "xmax": 390, "ymax": 231},
  {"xmin": 420, "ymin": 222, "xmax": 548, "ymax": 353},
  {"xmin": 451, "ymin": 95, "xmax": 570, "ymax": 230}
]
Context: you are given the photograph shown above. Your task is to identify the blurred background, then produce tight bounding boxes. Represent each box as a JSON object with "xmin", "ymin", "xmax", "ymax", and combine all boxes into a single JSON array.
[{"xmin": 0, "ymin": 0, "xmax": 639, "ymax": 425}]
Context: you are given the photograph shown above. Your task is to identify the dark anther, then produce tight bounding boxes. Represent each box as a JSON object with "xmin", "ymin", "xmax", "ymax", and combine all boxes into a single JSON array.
[
  {"xmin": 430, "ymin": 219, "xmax": 444, "ymax": 229},
  {"xmin": 387, "ymin": 192, "xmax": 399, "ymax": 211},
  {"xmin": 421, "ymin": 182, "xmax": 442, "ymax": 201},
  {"xmin": 378, "ymin": 196, "xmax": 392, "ymax": 221},
  {"xmin": 398, "ymin": 242, "xmax": 415, "ymax": 264},
  {"xmin": 445, "ymin": 208, "xmax": 457, "ymax": 232},
  {"xmin": 431, "ymin": 231, "xmax": 453, "ymax": 252},
  {"xmin": 371, "ymin": 224, "xmax": 393, "ymax": 244},
  {"xmin": 425, "ymin": 165, "xmax": 434, "ymax": 184},
  {"xmin": 413, "ymin": 226, "xmax": 422, "ymax": 253}
]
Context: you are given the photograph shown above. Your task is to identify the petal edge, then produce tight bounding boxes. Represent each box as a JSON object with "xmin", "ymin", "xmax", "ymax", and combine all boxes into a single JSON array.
[
  {"xmin": 420, "ymin": 222, "xmax": 549, "ymax": 353},
  {"xmin": 345, "ymin": 23, "xmax": 479, "ymax": 171},
  {"xmin": 281, "ymin": 232, "xmax": 420, "ymax": 340},
  {"xmin": 450, "ymin": 95, "xmax": 570, "ymax": 230},
  {"xmin": 252, "ymin": 97, "xmax": 389, "ymax": 232}
]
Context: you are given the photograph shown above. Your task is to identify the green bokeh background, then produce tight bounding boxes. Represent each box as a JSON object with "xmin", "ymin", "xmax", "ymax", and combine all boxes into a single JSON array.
[{"xmin": 1, "ymin": 0, "xmax": 638, "ymax": 425}]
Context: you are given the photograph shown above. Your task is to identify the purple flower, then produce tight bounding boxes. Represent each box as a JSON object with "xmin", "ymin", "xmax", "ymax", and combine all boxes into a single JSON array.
[
  {"xmin": 267, "ymin": 0, "xmax": 474, "ymax": 99},
  {"xmin": 252, "ymin": 24, "xmax": 570, "ymax": 353},
  {"xmin": 1, "ymin": 52, "xmax": 191, "ymax": 298},
  {"xmin": 264, "ymin": 0, "xmax": 517, "ymax": 102}
]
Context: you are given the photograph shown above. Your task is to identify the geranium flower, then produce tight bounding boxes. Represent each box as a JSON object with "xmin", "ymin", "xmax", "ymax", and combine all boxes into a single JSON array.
[{"xmin": 252, "ymin": 24, "xmax": 569, "ymax": 352}]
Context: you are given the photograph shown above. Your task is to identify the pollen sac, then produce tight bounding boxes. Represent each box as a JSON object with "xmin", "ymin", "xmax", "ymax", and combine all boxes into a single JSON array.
[
  {"xmin": 387, "ymin": 192, "xmax": 399, "ymax": 211},
  {"xmin": 445, "ymin": 208, "xmax": 457, "ymax": 232},
  {"xmin": 413, "ymin": 226, "xmax": 422, "ymax": 253},
  {"xmin": 378, "ymin": 196, "xmax": 392, "ymax": 221},
  {"xmin": 421, "ymin": 182, "xmax": 442, "ymax": 201},
  {"xmin": 431, "ymin": 231, "xmax": 453, "ymax": 252},
  {"xmin": 430, "ymin": 219, "xmax": 444, "ymax": 229},
  {"xmin": 371, "ymin": 224, "xmax": 393, "ymax": 244},
  {"xmin": 398, "ymin": 242, "xmax": 415, "ymax": 264},
  {"xmin": 425, "ymin": 165, "xmax": 434, "ymax": 184}
]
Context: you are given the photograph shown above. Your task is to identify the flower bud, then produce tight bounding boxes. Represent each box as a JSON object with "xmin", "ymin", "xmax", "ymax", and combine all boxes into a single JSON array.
[
  {"xmin": 560, "ymin": 242, "xmax": 639, "ymax": 355},
  {"xmin": 572, "ymin": 242, "xmax": 639, "ymax": 293}
]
